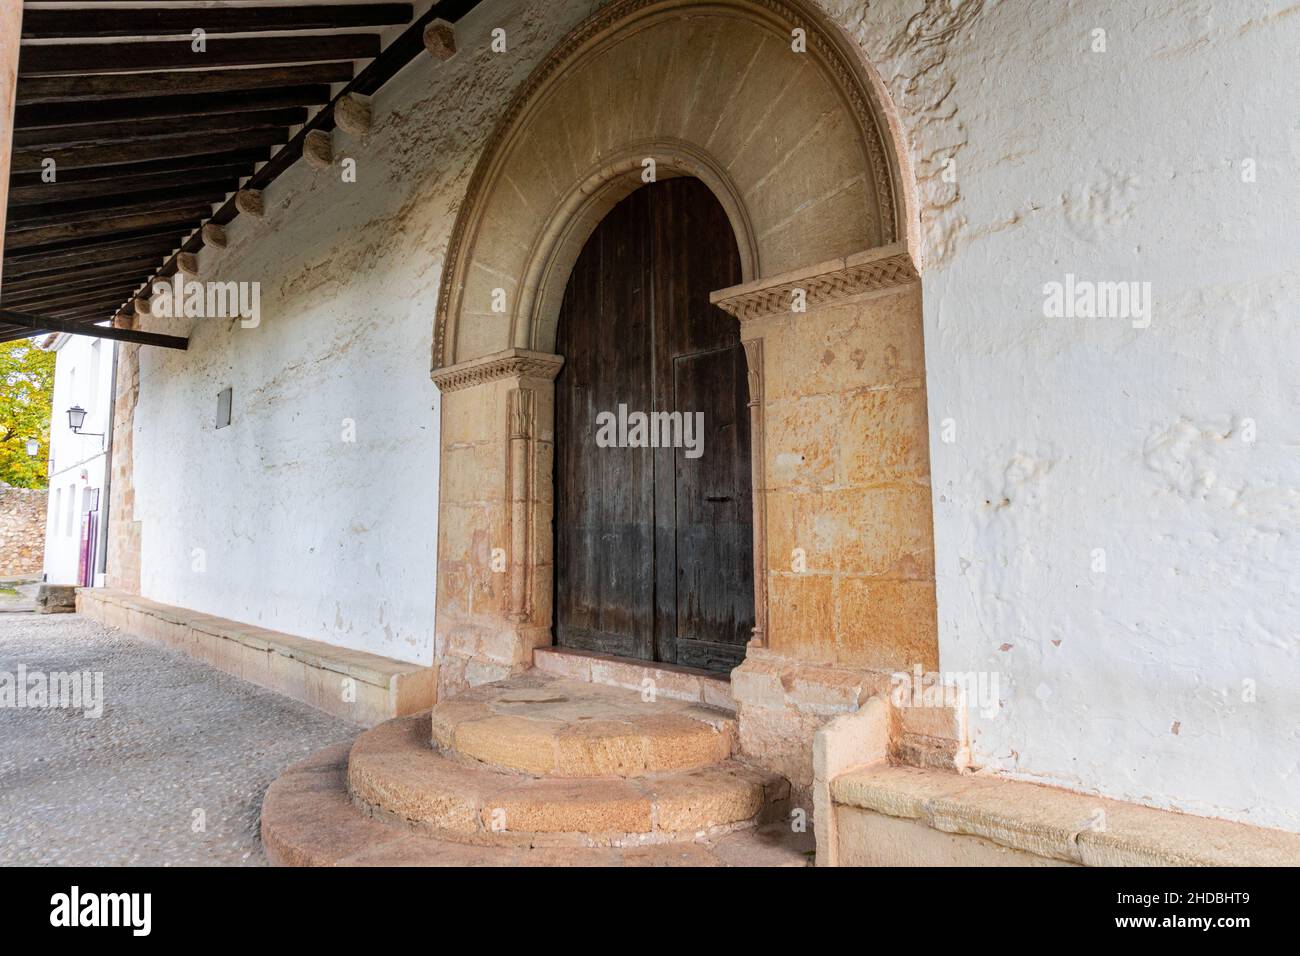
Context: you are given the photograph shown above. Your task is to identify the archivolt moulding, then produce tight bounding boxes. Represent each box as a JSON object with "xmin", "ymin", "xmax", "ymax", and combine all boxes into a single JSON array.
[{"xmin": 433, "ymin": 0, "xmax": 917, "ymax": 372}]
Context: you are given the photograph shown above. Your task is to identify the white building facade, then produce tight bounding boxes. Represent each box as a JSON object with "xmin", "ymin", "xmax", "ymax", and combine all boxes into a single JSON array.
[
  {"xmin": 40, "ymin": 334, "xmax": 115, "ymax": 587},
  {"xmin": 6, "ymin": 0, "xmax": 1296, "ymax": 862}
]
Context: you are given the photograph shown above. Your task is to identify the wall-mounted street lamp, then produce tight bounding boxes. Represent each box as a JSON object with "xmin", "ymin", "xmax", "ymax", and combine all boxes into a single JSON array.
[
  {"xmin": 66, "ymin": 405, "xmax": 104, "ymax": 437},
  {"xmin": 25, "ymin": 438, "xmax": 39, "ymax": 457}
]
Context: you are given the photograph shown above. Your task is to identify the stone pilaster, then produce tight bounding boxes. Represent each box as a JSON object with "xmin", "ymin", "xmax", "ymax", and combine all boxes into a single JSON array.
[
  {"xmin": 432, "ymin": 348, "xmax": 563, "ymax": 699},
  {"xmin": 713, "ymin": 244, "xmax": 937, "ymax": 817},
  {"xmin": 106, "ymin": 344, "xmax": 142, "ymax": 594}
]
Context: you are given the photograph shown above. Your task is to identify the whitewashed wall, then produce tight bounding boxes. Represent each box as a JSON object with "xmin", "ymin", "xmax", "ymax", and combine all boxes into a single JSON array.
[
  {"xmin": 43, "ymin": 334, "xmax": 113, "ymax": 585},
  {"xmin": 130, "ymin": 0, "xmax": 590, "ymax": 665},
  {"xmin": 127, "ymin": 0, "xmax": 1299, "ymax": 829},
  {"xmin": 826, "ymin": 0, "xmax": 1300, "ymax": 831}
]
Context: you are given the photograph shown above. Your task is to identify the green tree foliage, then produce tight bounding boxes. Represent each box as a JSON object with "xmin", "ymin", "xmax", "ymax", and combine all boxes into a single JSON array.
[{"xmin": 0, "ymin": 338, "xmax": 55, "ymax": 488}]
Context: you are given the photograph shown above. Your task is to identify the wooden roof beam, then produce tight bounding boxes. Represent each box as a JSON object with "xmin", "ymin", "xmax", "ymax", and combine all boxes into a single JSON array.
[
  {"xmin": 22, "ymin": 4, "xmax": 413, "ymax": 39},
  {"xmin": 0, "ymin": 309, "xmax": 188, "ymax": 350},
  {"xmin": 13, "ymin": 107, "xmax": 308, "ymax": 149},
  {"xmin": 1, "ymin": 256, "xmax": 166, "ymax": 293},
  {"xmin": 3, "ymin": 231, "xmax": 184, "ymax": 268},
  {"xmin": 135, "ymin": 0, "xmax": 483, "ymax": 293},
  {"xmin": 14, "ymin": 86, "xmax": 331, "ymax": 129},
  {"xmin": 18, "ymin": 35, "xmax": 382, "ymax": 77},
  {"xmin": 3, "ymin": 281, "xmax": 144, "ymax": 313},
  {"xmin": 8, "ymin": 186, "xmax": 233, "ymax": 230},
  {"xmin": 8, "ymin": 149, "xmax": 267, "ymax": 191},
  {"xmin": 8, "ymin": 164, "xmax": 248, "ymax": 206},
  {"xmin": 5, "ymin": 214, "xmax": 209, "ymax": 254},
  {"xmin": 11, "ymin": 129, "xmax": 286, "ymax": 172},
  {"xmin": 16, "ymin": 63, "xmax": 354, "ymax": 104}
]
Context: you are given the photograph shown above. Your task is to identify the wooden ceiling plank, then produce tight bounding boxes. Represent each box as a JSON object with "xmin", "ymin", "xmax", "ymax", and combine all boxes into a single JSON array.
[
  {"xmin": 5, "ymin": 214, "xmax": 209, "ymax": 253},
  {"xmin": 15, "ymin": 0, "xmax": 483, "ymax": 309},
  {"xmin": 13, "ymin": 107, "xmax": 308, "ymax": 149},
  {"xmin": 8, "ymin": 165, "xmax": 247, "ymax": 205},
  {"xmin": 3, "ymin": 280, "xmax": 143, "ymax": 312},
  {"xmin": 1, "ymin": 256, "xmax": 164, "ymax": 292},
  {"xmin": 19, "ymin": 34, "xmax": 382, "ymax": 77},
  {"xmin": 16, "ymin": 63, "xmax": 354, "ymax": 103},
  {"xmin": 45, "ymin": 304, "xmax": 130, "ymax": 321},
  {"xmin": 7, "ymin": 183, "xmax": 234, "ymax": 229},
  {"xmin": 5, "ymin": 256, "xmax": 170, "ymax": 288},
  {"xmin": 11, "ymin": 129, "xmax": 286, "ymax": 173},
  {"xmin": 3, "ymin": 271, "xmax": 148, "ymax": 300},
  {"xmin": 14, "ymin": 86, "xmax": 331, "ymax": 128},
  {"xmin": 4, "ymin": 229, "xmax": 186, "ymax": 265},
  {"xmin": 5, "ymin": 245, "xmax": 179, "ymax": 278},
  {"xmin": 8, "ymin": 150, "xmax": 266, "ymax": 190},
  {"xmin": 41, "ymin": 297, "xmax": 136, "ymax": 318},
  {"xmin": 22, "ymin": 4, "xmax": 412, "ymax": 39}
]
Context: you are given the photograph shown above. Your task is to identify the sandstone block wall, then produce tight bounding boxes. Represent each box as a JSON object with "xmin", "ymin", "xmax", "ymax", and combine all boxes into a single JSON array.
[
  {"xmin": 105, "ymin": 342, "xmax": 141, "ymax": 594},
  {"xmin": 754, "ymin": 284, "xmax": 937, "ymax": 672},
  {"xmin": 0, "ymin": 481, "xmax": 47, "ymax": 577}
]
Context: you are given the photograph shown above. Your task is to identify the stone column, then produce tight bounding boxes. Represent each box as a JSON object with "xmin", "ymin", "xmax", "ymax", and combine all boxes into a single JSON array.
[
  {"xmin": 0, "ymin": 0, "xmax": 22, "ymax": 282},
  {"xmin": 432, "ymin": 348, "xmax": 563, "ymax": 699}
]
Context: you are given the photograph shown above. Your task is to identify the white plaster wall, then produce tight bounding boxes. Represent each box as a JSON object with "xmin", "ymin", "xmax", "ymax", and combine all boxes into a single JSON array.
[
  {"xmin": 130, "ymin": 0, "xmax": 593, "ymax": 665},
  {"xmin": 124, "ymin": 0, "xmax": 1299, "ymax": 828},
  {"xmin": 822, "ymin": 0, "xmax": 1300, "ymax": 831},
  {"xmin": 43, "ymin": 335, "xmax": 112, "ymax": 585}
]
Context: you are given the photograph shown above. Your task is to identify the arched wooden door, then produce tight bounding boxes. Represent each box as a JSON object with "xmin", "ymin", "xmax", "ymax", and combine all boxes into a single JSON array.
[{"xmin": 554, "ymin": 178, "xmax": 754, "ymax": 673}]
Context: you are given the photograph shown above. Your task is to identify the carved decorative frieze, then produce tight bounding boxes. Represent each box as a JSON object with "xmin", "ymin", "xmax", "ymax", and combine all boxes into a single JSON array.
[
  {"xmin": 431, "ymin": 348, "xmax": 563, "ymax": 393},
  {"xmin": 712, "ymin": 244, "xmax": 919, "ymax": 322}
]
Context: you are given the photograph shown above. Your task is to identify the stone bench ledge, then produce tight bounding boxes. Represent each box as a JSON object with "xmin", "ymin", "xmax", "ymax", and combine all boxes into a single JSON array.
[
  {"xmin": 76, "ymin": 588, "xmax": 434, "ymax": 726},
  {"xmin": 832, "ymin": 763, "xmax": 1300, "ymax": 867}
]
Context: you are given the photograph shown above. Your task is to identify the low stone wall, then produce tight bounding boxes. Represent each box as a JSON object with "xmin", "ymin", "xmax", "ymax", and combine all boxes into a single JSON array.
[
  {"xmin": 0, "ymin": 482, "xmax": 46, "ymax": 577},
  {"xmin": 830, "ymin": 763, "xmax": 1300, "ymax": 867},
  {"xmin": 811, "ymin": 700, "xmax": 1300, "ymax": 867}
]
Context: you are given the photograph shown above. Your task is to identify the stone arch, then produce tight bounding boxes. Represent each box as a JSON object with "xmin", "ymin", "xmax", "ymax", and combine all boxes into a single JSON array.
[
  {"xmin": 434, "ymin": 0, "xmax": 918, "ymax": 370},
  {"xmin": 430, "ymin": 0, "xmax": 935, "ymax": 704}
]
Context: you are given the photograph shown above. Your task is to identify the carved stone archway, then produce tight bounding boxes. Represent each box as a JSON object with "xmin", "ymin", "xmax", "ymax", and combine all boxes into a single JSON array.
[
  {"xmin": 434, "ymin": 0, "xmax": 916, "ymax": 370},
  {"xmin": 431, "ymin": 0, "xmax": 936, "ymax": 776}
]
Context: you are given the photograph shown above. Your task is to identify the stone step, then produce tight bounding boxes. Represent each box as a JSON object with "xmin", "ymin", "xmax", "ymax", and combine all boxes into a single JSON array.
[
  {"xmin": 262, "ymin": 741, "xmax": 813, "ymax": 866},
  {"xmin": 347, "ymin": 714, "xmax": 789, "ymax": 848},
  {"xmin": 431, "ymin": 674, "xmax": 735, "ymax": 777}
]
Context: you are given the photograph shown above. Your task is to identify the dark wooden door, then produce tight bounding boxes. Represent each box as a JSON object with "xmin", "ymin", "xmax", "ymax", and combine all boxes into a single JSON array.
[{"xmin": 554, "ymin": 178, "xmax": 753, "ymax": 673}]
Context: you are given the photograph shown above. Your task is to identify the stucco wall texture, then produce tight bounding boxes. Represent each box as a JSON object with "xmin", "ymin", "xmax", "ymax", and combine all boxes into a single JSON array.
[
  {"xmin": 835, "ymin": 0, "xmax": 1299, "ymax": 831},
  {"xmin": 127, "ymin": 1, "xmax": 1299, "ymax": 831},
  {"xmin": 131, "ymin": 0, "xmax": 590, "ymax": 666}
]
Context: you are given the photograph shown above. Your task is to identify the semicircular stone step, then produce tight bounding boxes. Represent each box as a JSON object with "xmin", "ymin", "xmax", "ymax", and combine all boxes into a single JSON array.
[
  {"xmin": 262, "ymin": 740, "xmax": 813, "ymax": 866},
  {"xmin": 347, "ymin": 715, "xmax": 789, "ymax": 848},
  {"xmin": 430, "ymin": 675, "xmax": 736, "ymax": 777}
]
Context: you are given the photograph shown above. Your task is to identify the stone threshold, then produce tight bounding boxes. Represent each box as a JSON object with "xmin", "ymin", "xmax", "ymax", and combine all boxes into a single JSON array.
[
  {"xmin": 532, "ymin": 646, "xmax": 735, "ymax": 713},
  {"xmin": 76, "ymin": 587, "xmax": 434, "ymax": 727},
  {"xmin": 832, "ymin": 763, "xmax": 1300, "ymax": 867}
]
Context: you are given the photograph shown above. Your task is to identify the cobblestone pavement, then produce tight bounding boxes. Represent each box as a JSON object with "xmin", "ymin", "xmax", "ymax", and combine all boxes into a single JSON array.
[{"xmin": 0, "ymin": 612, "xmax": 360, "ymax": 865}]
